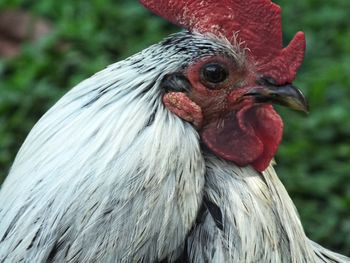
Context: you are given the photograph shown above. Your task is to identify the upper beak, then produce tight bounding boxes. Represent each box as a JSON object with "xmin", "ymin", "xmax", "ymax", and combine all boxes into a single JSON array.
[{"xmin": 244, "ymin": 84, "xmax": 309, "ymax": 113}]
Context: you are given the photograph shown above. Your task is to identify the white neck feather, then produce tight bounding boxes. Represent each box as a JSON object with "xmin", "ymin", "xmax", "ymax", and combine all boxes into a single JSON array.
[
  {"xmin": 0, "ymin": 51, "xmax": 206, "ymax": 262},
  {"xmin": 188, "ymin": 155, "xmax": 349, "ymax": 262}
]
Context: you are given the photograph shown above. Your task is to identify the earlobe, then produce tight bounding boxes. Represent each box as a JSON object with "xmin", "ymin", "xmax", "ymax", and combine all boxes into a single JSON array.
[{"xmin": 163, "ymin": 92, "xmax": 203, "ymax": 129}]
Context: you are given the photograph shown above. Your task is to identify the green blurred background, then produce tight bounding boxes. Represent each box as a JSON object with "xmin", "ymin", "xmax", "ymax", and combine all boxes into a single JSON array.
[{"xmin": 0, "ymin": 0, "xmax": 349, "ymax": 256}]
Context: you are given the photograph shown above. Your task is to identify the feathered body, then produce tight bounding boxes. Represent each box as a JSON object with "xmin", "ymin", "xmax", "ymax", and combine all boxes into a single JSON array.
[{"xmin": 0, "ymin": 32, "xmax": 348, "ymax": 262}]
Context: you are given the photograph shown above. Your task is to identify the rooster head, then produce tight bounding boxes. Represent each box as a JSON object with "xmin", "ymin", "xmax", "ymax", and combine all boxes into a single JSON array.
[{"xmin": 141, "ymin": 0, "xmax": 308, "ymax": 172}]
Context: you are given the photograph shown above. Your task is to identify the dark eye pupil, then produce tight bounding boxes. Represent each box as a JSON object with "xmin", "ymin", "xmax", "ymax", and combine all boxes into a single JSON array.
[{"xmin": 202, "ymin": 63, "xmax": 228, "ymax": 84}]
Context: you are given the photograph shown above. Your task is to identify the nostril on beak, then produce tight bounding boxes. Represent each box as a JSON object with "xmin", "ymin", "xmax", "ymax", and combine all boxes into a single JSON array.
[{"xmin": 244, "ymin": 84, "xmax": 309, "ymax": 113}]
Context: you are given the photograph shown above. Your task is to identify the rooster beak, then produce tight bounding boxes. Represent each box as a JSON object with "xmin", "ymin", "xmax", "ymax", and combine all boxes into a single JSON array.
[{"xmin": 245, "ymin": 83, "xmax": 309, "ymax": 113}]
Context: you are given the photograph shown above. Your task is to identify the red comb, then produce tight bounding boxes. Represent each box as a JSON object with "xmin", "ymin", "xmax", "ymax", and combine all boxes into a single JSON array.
[{"xmin": 140, "ymin": 0, "xmax": 305, "ymax": 85}]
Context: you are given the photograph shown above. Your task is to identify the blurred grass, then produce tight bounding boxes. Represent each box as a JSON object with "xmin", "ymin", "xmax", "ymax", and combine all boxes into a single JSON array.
[{"xmin": 0, "ymin": 0, "xmax": 349, "ymax": 256}]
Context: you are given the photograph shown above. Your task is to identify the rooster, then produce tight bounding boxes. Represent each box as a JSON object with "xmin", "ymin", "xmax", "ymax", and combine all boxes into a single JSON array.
[{"xmin": 0, "ymin": 0, "xmax": 349, "ymax": 262}]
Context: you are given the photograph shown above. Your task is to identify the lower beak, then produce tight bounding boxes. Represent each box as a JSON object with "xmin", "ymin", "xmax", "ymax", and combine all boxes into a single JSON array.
[{"xmin": 245, "ymin": 84, "xmax": 309, "ymax": 113}]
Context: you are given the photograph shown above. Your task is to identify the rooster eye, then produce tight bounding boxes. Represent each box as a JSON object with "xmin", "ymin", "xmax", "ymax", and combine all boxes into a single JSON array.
[{"xmin": 201, "ymin": 63, "xmax": 228, "ymax": 85}]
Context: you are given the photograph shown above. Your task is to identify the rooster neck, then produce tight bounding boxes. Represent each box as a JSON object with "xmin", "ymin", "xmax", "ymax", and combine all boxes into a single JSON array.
[
  {"xmin": 184, "ymin": 154, "xmax": 348, "ymax": 263},
  {"xmin": 0, "ymin": 35, "xmax": 210, "ymax": 262}
]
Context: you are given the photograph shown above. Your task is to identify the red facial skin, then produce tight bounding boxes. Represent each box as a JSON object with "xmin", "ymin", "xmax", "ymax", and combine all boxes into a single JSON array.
[{"xmin": 163, "ymin": 55, "xmax": 283, "ymax": 172}]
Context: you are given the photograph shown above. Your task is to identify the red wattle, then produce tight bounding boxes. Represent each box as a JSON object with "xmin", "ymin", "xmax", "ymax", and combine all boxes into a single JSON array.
[
  {"xmin": 201, "ymin": 105, "xmax": 283, "ymax": 172},
  {"xmin": 246, "ymin": 106, "xmax": 283, "ymax": 171}
]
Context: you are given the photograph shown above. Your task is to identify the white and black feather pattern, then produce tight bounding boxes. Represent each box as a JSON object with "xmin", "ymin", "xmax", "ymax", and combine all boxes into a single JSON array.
[
  {"xmin": 0, "ymin": 32, "xmax": 207, "ymax": 262},
  {"xmin": 0, "ymin": 32, "xmax": 349, "ymax": 263},
  {"xmin": 187, "ymin": 155, "xmax": 349, "ymax": 263}
]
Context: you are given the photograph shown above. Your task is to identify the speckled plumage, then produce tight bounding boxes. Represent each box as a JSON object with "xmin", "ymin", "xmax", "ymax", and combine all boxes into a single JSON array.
[{"xmin": 0, "ymin": 32, "xmax": 349, "ymax": 263}]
